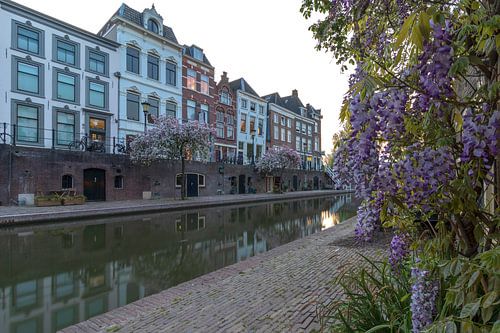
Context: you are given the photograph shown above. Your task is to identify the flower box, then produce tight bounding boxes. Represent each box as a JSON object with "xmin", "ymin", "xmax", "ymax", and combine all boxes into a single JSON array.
[
  {"xmin": 35, "ymin": 196, "xmax": 62, "ymax": 207},
  {"xmin": 62, "ymin": 195, "xmax": 86, "ymax": 206}
]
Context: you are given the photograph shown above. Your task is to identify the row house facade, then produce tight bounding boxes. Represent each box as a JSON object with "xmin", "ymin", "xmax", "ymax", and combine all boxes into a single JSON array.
[
  {"xmin": 181, "ymin": 44, "xmax": 215, "ymax": 125},
  {"xmin": 229, "ymin": 78, "xmax": 267, "ymax": 164},
  {"xmin": 263, "ymin": 90, "xmax": 322, "ymax": 171},
  {"xmin": 0, "ymin": 0, "xmax": 120, "ymax": 152},
  {"xmin": 97, "ymin": 4, "xmax": 183, "ymax": 146},
  {"xmin": 213, "ymin": 72, "xmax": 237, "ymax": 161}
]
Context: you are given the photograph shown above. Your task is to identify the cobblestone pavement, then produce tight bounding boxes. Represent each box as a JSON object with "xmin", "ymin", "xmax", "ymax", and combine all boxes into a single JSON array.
[
  {"xmin": 62, "ymin": 217, "xmax": 389, "ymax": 333},
  {"xmin": 0, "ymin": 190, "xmax": 349, "ymax": 226}
]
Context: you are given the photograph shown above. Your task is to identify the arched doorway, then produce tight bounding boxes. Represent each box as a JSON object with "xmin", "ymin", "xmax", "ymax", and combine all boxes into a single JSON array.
[{"xmin": 84, "ymin": 169, "xmax": 106, "ymax": 201}]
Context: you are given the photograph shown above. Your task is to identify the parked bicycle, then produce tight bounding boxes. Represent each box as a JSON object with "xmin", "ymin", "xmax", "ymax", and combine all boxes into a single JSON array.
[{"xmin": 68, "ymin": 135, "xmax": 105, "ymax": 153}]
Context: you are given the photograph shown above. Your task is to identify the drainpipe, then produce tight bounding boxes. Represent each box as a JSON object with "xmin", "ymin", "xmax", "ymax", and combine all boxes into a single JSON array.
[{"xmin": 114, "ymin": 72, "xmax": 121, "ymax": 143}]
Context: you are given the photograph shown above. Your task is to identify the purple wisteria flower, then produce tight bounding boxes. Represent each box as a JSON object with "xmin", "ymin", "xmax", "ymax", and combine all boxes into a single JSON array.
[
  {"xmin": 411, "ymin": 267, "xmax": 439, "ymax": 332},
  {"xmin": 389, "ymin": 233, "xmax": 410, "ymax": 269}
]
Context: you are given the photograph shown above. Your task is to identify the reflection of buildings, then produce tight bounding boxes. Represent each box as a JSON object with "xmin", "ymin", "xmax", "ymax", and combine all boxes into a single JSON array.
[{"xmin": 0, "ymin": 196, "xmax": 353, "ymax": 333}]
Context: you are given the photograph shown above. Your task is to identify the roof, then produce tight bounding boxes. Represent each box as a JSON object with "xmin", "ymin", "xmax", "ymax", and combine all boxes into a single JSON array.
[
  {"xmin": 98, "ymin": 3, "xmax": 178, "ymax": 44},
  {"xmin": 281, "ymin": 94, "xmax": 305, "ymax": 115},
  {"xmin": 262, "ymin": 92, "xmax": 282, "ymax": 105},
  {"xmin": 229, "ymin": 78, "xmax": 259, "ymax": 98},
  {"xmin": 0, "ymin": 0, "xmax": 120, "ymax": 50},
  {"xmin": 183, "ymin": 45, "xmax": 212, "ymax": 67}
]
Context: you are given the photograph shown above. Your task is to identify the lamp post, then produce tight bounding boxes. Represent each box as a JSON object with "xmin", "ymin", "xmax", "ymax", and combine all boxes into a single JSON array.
[
  {"xmin": 250, "ymin": 129, "xmax": 256, "ymax": 165},
  {"xmin": 141, "ymin": 101, "xmax": 151, "ymax": 133},
  {"xmin": 303, "ymin": 142, "xmax": 307, "ymax": 170}
]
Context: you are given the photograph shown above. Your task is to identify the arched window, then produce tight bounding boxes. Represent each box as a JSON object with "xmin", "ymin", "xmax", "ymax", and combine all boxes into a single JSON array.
[
  {"xmin": 147, "ymin": 19, "xmax": 159, "ymax": 34},
  {"xmin": 114, "ymin": 175, "xmax": 124, "ymax": 189},
  {"xmin": 62, "ymin": 174, "xmax": 73, "ymax": 189}
]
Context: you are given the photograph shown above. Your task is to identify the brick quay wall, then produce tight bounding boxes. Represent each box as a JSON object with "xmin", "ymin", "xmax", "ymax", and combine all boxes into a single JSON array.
[{"xmin": 0, "ymin": 144, "xmax": 329, "ymax": 205}]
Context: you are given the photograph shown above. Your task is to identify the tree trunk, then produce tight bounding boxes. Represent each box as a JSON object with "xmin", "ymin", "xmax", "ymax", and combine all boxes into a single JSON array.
[{"xmin": 181, "ymin": 155, "xmax": 186, "ymax": 200}]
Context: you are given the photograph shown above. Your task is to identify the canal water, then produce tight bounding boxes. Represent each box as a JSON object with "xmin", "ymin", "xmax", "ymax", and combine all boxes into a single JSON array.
[{"xmin": 0, "ymin": 194, "xmax": 357, "ymax": 333}]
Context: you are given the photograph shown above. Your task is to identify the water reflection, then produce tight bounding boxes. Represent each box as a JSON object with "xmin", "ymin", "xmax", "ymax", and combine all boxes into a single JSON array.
[{"xmin": 0, "ymin": 194, "xmax": 357, "ymax": 333}]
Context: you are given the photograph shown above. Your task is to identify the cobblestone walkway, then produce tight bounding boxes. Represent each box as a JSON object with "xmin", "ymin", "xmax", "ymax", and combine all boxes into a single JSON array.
[{"xmin": 62, "ymin": 217, "xmax": 389, "ymax": 333}]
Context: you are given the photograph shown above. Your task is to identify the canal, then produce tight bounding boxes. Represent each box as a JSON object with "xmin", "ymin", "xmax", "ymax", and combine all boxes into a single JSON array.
[{"xmin": 0, "ymin": 194, "xmax": 357, "ymax": 333}]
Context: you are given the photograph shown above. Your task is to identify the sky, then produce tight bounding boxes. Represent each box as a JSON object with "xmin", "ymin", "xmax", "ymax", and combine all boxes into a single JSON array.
[{"xmin": 14, "ymin": 0, "xmax": 349, "ymax": 154}]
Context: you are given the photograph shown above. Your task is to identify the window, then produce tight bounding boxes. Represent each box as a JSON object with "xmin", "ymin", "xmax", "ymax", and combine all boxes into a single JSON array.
[
  {"xmin": 166, "ymin": 101, "xmax": 176, "ymax": 118},
  {"xmin": 273, "ymin": 114, "xmax": 278, "ymax": 123},
  {"xmin": 240, "ymin": 113, "xmax": 247, "ymax": 133},
  {"xmin": 250, "ymin": 102, "xmax": 256, "ymax": 111},
  {"xmin": 256, "ymin": 145, "xmax": 262, "ymax": 159},
  {"xmin": 56, "ymin": 111, "xmax": 75, "ymax": 145},
  {"xmin": 88, "ymin": 81, "xmax": 105, "ymax": 108},
  {"xmin": 280, "ymin": 116, "xmax": 286, "ymax": 126},
  {"xmin": 88, "ymin": 117, "xmax": 106, "ymax": 143},
  {"xmin": 200, "ymin": 103, "xmax": 208, "ymax": 123},
  {"xmin": 216, "ymin": 110, "xmax": 224, "ymax": 122},
  {"xmin": 198, "ymin": 174, "xmax": 205, "ymax": 186},
  {"xmin": 238, "ymin": 141, "xmax": 244, "ymax": 150},
  {"xmin": 241, "ymin": 99, "xmax": 247, "ymax": 109},
  {"xmin": 308, "ymin": 124, "xmax": 312, "ymax": 136},
  {"xmin": 187, "ymin": 100, "xmax": 196, "ymax": 120},
  {"xmin": 281, "ymin": 128, "xmax": 285, "ymax": 141},
  {"xmin": 13, "ymin": 280, "xmax": 38, "ymax": 309},
  {"xmin": 258, "ymin": 105, "xmax": 264, "ymax": 114},
  {"xmin": 148, "ymin": 97, "xmax": 159, "ymax": 122},
  {"xmin": 14, "ymin": 22, "xmax": 43, "ymax": 56},
  {"xmin": 114, "ymin": 176, "xmax": 124, "ymax": 189},
  {"xmin": 308, "ymin": 139, "xmax": 312, "ymax": 152},
  {"xmin": 187, "ymin": 69, "xmax": 196, "ymax": 90},
  {"xmin": 216, "ymin": 123, "xmax": 224, "ymax": 138},
  {"xmin": 249, "ymin": 116, "xmax": 256, "ymax": 133},
  {"xmin": 192, "ymin": 47, "xmax": 203, "ymax": 61},
  {"xmin": 147, "ymin": 54, "xmax": 159, "ymax": 80},
  {"xmin": 287, "ymin": 130, "xmax": 292, "ymax": 143},
  {"xmin": 296, "ymin": 137, "xmax": 301, "ymax": 151},
  {"xmin": 126, "ymin": 92, "xmax": 140, "ymax": 121},
  {"xmin": 55, "ymin": 39, "xmax": 77, "ymax": 66},
  {"xmin": 56, "ymin": 72, "xmax": 76, "ymax": 102},
  {"xmin": 315, "ymin": 137, "xmax": 319, "ymax": 151},
  {"xmin": 16, "ymin": 61, "xmax": 40, "ymax": 94},
  {"xmin": 220, "ymin": 90, "xmax": 231, "ymax": 105},
  {"xmin": 87, "ymin": 49, "xmax": 107, "ymax": 75},
  {"xmin": 301, "ymin": 123, "xmax": 306, "ymax": 134},
  {"xmin": 296, "ymin": 120, "xmax": 300, "ymax": 132},
  {"xmin": 227, "ymin": 125, "xmax": 234, "ymax": 139},
  {"xmin": 16, "ymin": 103, "xmax": 40, "ymax": 143},
  {"xmin": 227, "ymin": 114, "xmax": 234, "ymax": 125},
  {"xmin": 62, "ymin": 175, "xmax": 73, "ymax": 189},
  {"xmin": 175, "ymin": 174, "xmax": 182, "ymax": 187},
  {"xmin": 126, "ymin": 47, "xmax": 140, "ymax": 74},
  {"xmin": 273, "ymin": 125, "xmax": 279, "ymax": 140},
  {"xmin": 166, "ymin": 61, "xmax": 176, "ymax": 86},
  {"xmin": 258, "ymin": 119, "xmax": 264, "ymax": 136},
  {"xmin": 200, "ymin": 75, "xmax": 209, "ymax": 94},
  {"xmin": 147, "ymin": 19, "xmax": 159, "ymax": 34},
  {"xmin": 287, "ymin": 118, "xmax": 292, "ymax": 128}
]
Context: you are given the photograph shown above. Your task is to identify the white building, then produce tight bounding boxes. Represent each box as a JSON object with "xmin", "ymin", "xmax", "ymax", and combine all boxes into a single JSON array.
[
  {"xmin": 0, "ymin": 0, "xmax": 120, "ymax": 152},
  {"xmin": 229, "ymin": 78, "xmax": 267, "ymax": 164},
  {"xmin": 97, "ymin": 4, "xmax": 183, "ymax": 146}
]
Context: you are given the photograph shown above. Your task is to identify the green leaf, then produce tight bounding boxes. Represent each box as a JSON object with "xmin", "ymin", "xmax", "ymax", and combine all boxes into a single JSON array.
[
  {"xmin": 481, "ymin": 306, "xmax": 494, "ymax": 324},
  {"xmin": 467, "ymin": 271, "xmax": 480, "ymax": 288},
  {"xmin": 461, "ymin": 321, "xmax": 473, "ymax": 333},
  {"xmin": 460, "ymin": 301, "xmax": 480, "ymax": 318},
  {"xmin": 365, "ymin": 324, "xmax": 393, "ymax": 333},
  {"xmin": 395, "ymin": 12, "xmax": 417, "ymax": 48},
  {"xmin": 481, "ymin": 291, "xmax": 497, "ymax": 308},
  {"xmin": 445, "ymin": 321, "xmax": 458, "ymax": 333}
]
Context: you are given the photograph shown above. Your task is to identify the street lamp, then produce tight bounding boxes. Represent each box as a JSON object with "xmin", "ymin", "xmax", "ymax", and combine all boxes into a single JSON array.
[
  {"xmin": 141, "ymin": 101, "xmax": 151, "ymax": 133},
  {"xmin": 303, "ymin": 142, "xmax": 307, "ymax": 170},
  {"xmin": 250, "ymin": 129, "xmax": 256, "ymax": 165}
]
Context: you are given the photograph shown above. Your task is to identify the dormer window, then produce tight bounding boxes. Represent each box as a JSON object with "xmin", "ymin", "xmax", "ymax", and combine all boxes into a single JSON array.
[
  {"xmin": 192, "ymin": 47, "xmax": 203, "ymax": 61},
  {"xmin": 147, "ymin": 19, "xmax": 159, "ymax": 34}
]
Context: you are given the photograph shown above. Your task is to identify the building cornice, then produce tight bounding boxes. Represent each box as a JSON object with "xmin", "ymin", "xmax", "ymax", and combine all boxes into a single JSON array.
[{"xmin": 0, "ymin": 0, "xmax": 120, "ymax": 50}]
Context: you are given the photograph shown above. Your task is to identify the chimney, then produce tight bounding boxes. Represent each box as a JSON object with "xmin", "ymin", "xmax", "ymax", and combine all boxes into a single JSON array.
[
  {"xmin": 292, "ymin": 89, "xmax": 298, "ymax": 97},
  {"xmin": 220, "ymin": 71, "xmax": 228, "ymax": 83}
]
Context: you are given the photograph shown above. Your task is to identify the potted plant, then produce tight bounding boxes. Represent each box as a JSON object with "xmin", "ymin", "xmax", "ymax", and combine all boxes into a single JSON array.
[
  {"xmin": 62, "ymin": 195, "xmax": 86, "ymax": 206},
  {"xmin": 35, "ymin": 195, "xmax": 62, "ymax": 207}
]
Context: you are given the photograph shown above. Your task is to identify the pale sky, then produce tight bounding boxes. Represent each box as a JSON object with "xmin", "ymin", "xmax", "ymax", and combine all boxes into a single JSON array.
[{"xmin": 14, "ymin": 0, "xmax": 349, "ymax": 154}]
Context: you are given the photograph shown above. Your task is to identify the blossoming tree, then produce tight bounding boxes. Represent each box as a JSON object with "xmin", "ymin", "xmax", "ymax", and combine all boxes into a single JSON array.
[
  {"xmin": 302, "ymin": 0, "xmax": 498, "ymax": 331},
  {"xmin": 256, "ymin": 147, "xmax": 301, "ymax": 191},
  {"xmin": 129, "ymin": 116, "xmax": 214, "ymax": 200}
]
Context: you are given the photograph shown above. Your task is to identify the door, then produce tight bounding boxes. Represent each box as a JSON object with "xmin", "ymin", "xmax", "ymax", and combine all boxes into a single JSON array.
[
  {"xmin": 84, "ymin": 168, "xmax": 106, "ymax": 201},
  {"xmin": 313, "ymin": 176, "xmax": 319, "ymax": 190},
  {"xmin": 187, "ymin": 173, "xmax": 199, "ymax": 197},
  {"xmin": 238, "ymin": 174, "xmax": 246, "ymax": 194},
  {"xmin": 293, "ymin": 175, "xmax": 298, "ymax": 191}
]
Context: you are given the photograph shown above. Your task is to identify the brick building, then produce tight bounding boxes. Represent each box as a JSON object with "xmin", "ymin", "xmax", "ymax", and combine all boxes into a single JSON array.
[
  {"xmin": 181, "ymin": 45, "xmax": 215, "ymax": 125},
  {"xmin": 213, "ymin": 71, "xmax": 237, "ymax": 161},
  {"xmin": 263, "ymin": 90, "xmax": 322, "ymax": 171}
]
